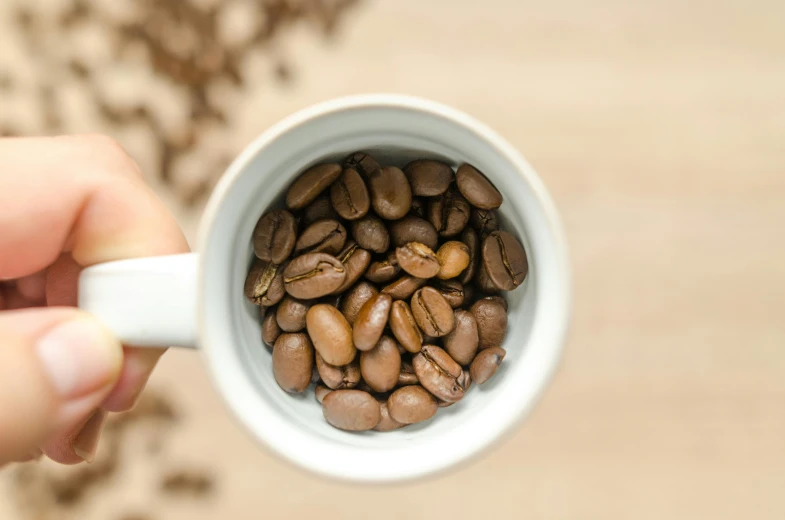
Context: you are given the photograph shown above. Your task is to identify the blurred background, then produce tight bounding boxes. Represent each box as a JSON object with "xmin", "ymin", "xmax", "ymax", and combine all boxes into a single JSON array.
[{"xmin": 1, "ymin": 0, "xmax": 784, "ymax": 518}]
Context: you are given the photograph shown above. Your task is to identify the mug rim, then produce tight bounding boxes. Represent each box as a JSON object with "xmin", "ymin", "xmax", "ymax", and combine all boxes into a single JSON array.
[{"xmin": 197, "ymin": 94, "xmax": 571, "ymax": 482}]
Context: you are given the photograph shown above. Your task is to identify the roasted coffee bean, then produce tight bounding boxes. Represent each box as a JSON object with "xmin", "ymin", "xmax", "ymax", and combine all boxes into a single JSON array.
[
  {"xmin": 283, "ymin": 253, "xmax": 346, "ymax": 299},
  {"xmin": 315, "ymin": 353, "xmax": 361, "ymax": 390},
  {"xmin": 482, "ymin": 230, "xmax": 528, "ymax": 291},
  {"xmin": 387, "ymin": 385, "xmax": 437, "ymax": 424},
  {"xmin": 470, "ymin": 347, "xmax": 506, "ymax": 384},
  {"xmin": 443, "ymin": 310, "xmax": 479, "ymax": 365},
  {"xmin": 294, "ymin": 219, "xmax": 347, "ymax": 256},
  {"xmin": 470, "ymin": 208, "xmax": 499, "ymax": 237},
  {"xmin": 475, "ymin": 259, "xmax": 500, "ymax": 294},
  {"xmin": 330, "ymin": 167, "xmax": 370, "ymax": 220},
  {"xmin": 306, "ymin": 304, "xmax": 356, "ymax": 365},
  {"xmin": 360, "ymin": 336, "xmax": 402, "ymax": 392},
  {"xmin": 411, "ymin": 287, "xmax": 455, "ymax": 337},
  {"xmin": 365, "ymin": 251, "xmax": 400, "ymax": 284},
  {"xmin": 403, "ymin": 159, "xmax": 454, "ymax": 196},
  {"xmin": 332, "ymin": 241, "xmax": 371, "ymax": 294},
  {"xmin": 302, "ymin": 193, "xmax": 338, "ymax": 226},
  {"xmin": 388, "ymin": 215, "xmax": 439, "ymax": 250},
  {"xmin": 395, "ymin": 242, "xmax": 440, "ymax": 279},
  {"xmin": 340, "ymin": 281, "xmax": 379, "ymax": 325},
  {"xmin": 252, "ymin": 210, "xmax": 297, "ymax": 264},
  {"xmin": 462, "ymin": 284, "xmax": 476, "ymax": 306},
  {"xmin": 350, "ymin": 214, "xmax": 390, "ymax": 253},
  {"xmin": 286, "ymin": 163, "xmax": 342, "ymax": 209},
  {"xmin": 470, "ymin": 299, "xmax": 508, "ymax": 349},
  {"xmin": 455, "ymin": 164, "xmax": 503, "ymax": 210},
  {"xmin": 398, "ymin": 359, "xmax": 419, "ymax": 386},
  {"xmin": 389, "ymin": 300, "xmax": 423, "ymax": 353},
  {"xmin": 436, "ymin": 241, "xmax": 470, "ymax": 280},
  {"xmin": 367, "ymin": 166, "xmax": 412, "ymax": 220},
  {"xmin": 480, "ymin": 295, "xmax": 508, "ymax": 311},
  {"xmin": 322, "ymin": 390, "xmax": 381, "ymax": 431},
  {"xmin": 382, "ymin": 275, "xmax": 427, "ymax": 300},
  {"xmin": 262, "ymin": 310, "xmax": 281, "ymax": 347},
  {"xmin": 353, "ymin": 293, "xmax": 392, "ymax": 351},
  {"xmin": 344, "ymin": 151, "xmax": 381, "ymax": 177},
  {"xmin": 373, "ymin": 402, "xmax": 405, "ymax": 432},
  {"xmin": 458, "ymin": 227, "xmax": 480, "ymax": 285},
  {"xmin": 433, "ymin": 279, "xmax": 465, "ymax": 308},
  {"xmin": 413, "ymin": 345, "xmax": 464, "ymax": 402},
  {"xmin": 312, "ymin": 365, "xmax": 322, "ymax": 384},
  {"xmin": 276, "ymin": 295, "xmax": 314, "ymax": 332},
  {"xmin": 410, "ymin": 197, "xmax": 427, "ymax": 218},
  {"xmin": 457, "ymin": 369, "xmax": 472, "ymax": 392},
  {"xmin": 428, "ymin": 187, "xmax": 470, "ymax": 237},
  {"xmin": 272, "ymin": 333, "xmax": 314, "ymax": 393},
  {"xmin": 315, "ymin": 385, "xmax": 333, "ymax": 404},
  {"xmin": 245, "ymin": 260, "xmax": 285, "ymax": 306}
]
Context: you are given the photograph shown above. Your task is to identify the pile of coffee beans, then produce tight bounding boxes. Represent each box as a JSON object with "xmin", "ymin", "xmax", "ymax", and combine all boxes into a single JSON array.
[{"xmin": 245, "ymin": 152, "xmax": 528, "ymax": 432}]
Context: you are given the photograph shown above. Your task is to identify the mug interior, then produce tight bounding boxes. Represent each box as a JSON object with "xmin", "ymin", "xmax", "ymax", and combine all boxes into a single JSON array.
[{"xmin": 198, "ymin": 95, "xmax": 570, "ymax": 482}]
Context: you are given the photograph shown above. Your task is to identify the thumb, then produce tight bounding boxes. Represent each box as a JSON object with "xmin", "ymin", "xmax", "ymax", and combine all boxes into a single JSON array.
[{"xmin": 0, "ymin": 308, "xmax": 123, "ymax": 465}]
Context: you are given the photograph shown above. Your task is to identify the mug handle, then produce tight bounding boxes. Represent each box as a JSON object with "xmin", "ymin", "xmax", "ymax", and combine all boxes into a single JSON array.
[{"xmin": 78, "ymin": 253, "xmax": 199, "ymax": 348}]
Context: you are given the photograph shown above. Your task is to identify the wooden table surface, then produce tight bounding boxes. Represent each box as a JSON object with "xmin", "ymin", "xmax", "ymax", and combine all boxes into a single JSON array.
[{"xmin": 2, "ymin": 0, "xmax": 784, "ymax": 518}]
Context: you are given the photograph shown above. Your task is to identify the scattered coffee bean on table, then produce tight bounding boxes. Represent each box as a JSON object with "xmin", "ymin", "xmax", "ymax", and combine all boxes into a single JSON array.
[{"xmin": 244, "ymin": 152, "xmax": 528, "ymax": 431}]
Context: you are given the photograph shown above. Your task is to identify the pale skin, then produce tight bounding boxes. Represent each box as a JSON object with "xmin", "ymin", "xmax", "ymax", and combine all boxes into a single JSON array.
[{"xmin": 0, "ymin": 135, "xmax": 189, "ymax": 465}]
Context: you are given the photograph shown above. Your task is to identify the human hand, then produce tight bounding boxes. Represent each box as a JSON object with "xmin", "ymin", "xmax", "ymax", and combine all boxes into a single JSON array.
[{"xmin": 0, "ymin": 135, "xmax": 189, "ymax": 465}]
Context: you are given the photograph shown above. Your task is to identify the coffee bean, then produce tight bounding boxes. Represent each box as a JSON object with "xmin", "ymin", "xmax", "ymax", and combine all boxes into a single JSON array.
[
  {"xmin": 428, "ymin": 186, "xmax": 470, "ymax": 237},
  {"xmin": 283, "ymin": 253, "xmax": 346, "ymax": 299},
  {"xmin": 353, "ymin": 293, "xmax": 392, "ymax": 351},
  {"xmin": 373, "ymin": 401, "xmax": 405, "ymax": 431},
  {"xmin": 463, "ymin": 283, "xmax": 477, "ymax": 306},
  {"xmin": 332, "ymin": 241, "xmax": 371, "ymax": 294},
  {"xmin": 411, "ymin": 287, "xmax": 455, "ymax": 337},
  {"xmin": 330, "ymin": 167, "xmax": 370, "ymax": 220},
  {"xmin": 387, "ymin": 385, "xmax": 437, "ymax": 424},
  {"xmin": 261, "ymin": 309, "xmax": 281, "ymax": 347},
  {"xmin": 412, "ymin": 345, "xmax": 464, "ymax": 403},
  {"xmin": 302, "ymin": 193, "xmax": 338, "ymax": 226},
  {"xmin": 436, "ymin": 241, "xmax": 470, "ymax": 280},
  {"xmin": 322, "ymin": 390, "xmax": 381, "ymax": 431},
  {"xmin": 306, "ymin": 304, "xmax": 356, "ymax": 365},
  {"xmin": 388, "ymin": 215, "xmax": 439, "ymax": 250},
  {"xmin": 470, "ymin": 208, "xmax": 499, "ymax": 237},
  {"xmin": 343, "ymin": 151, "xmax": 381, "ymax": 177},
  {"xmin": 432, "ymin": 279, "xmax": 465, "ymax": 308},
  {"xmin": 315, "ymin": 385, "xmax": 333, "ymax": 404},
  {"xmin": 315, "ymin": 352, "xmax": 361, "ymax": 389},
  {"xmin": 475, "ymin": 259, "xmax": 500, "ymax": 294},
  {"xmin": 272, "ymin": 333, "xmax": 314, "ymax": 393},
  {"xmin": 365, "ymin": 251, "xmax": 400, "ymax": 284},
  {"xmin": 395, "ymin": 242, "xmax": 440, "ymax": 279},
  {"xmin": 252, "ymin": 210, "xmax": 297, "ymax": 264},
  {"xmin": 276, "ymin": 295, "xmax": 314, "ymax": 332},
  {"xmin": 312, "ymin": 365, "xmax": 322, "ymax": 384},
  {"xmin": 367, "ymin": 166, "xmax": 412, "ymax": 220},
  {"xmin": 286, "ymin": 163, "xmax": 342, "ymax": 209},
  {"xmin": 339, "ymin": 281, "xmax": 379, "ymax": 325},
  {"xmin": 398, "ymin": 359, "xmax": 419, "ymax": 386},
  {"xmin": 455, "ymin": 164, "xmax": 502, "ymax": 210},
  {"xmin": 410, "ymin": 197, "xmax": 427, "ymax": 218},
  {"xmin": 350, "ymin": 214, "xmax": 390, "ymax": 253},
  {"xmin": 443, "ymin": 310, "xmax": 479, "ymax": 365},
  {"xmin": 470, "ymin": 347, "xmax": 506, "ymax": 384},
  {"xmin": 245, "ymin": 260, "xmax": 285, "ymax": 306},
  {"xmin": 457, "ymin": 369, "xmax": 472, "ymax": 392},
  {"xmin": 360, "ymin": 336, "xmax": 402, "ymax": 392},
  {"xmin": 294, "ymin": 219, "xmax": 347, "ymax": 256},
  {"xmin": 470, "ymin": 299, "xmax": 508, "ymax": 349},
  {"xmin": 382, "ymin": 275, "xmax": 427, "ymax": 300},
  {"xmin": 403, "ymin": 159, "xmax": 454, "ymax": 196},
  {"xmin": 482, "ymin": 230, "xmax": 528, "ymax": 291},
  {"xmin": 389, "ymin": 300, "xmax": 423, "ymax": 353},
  {"xmin": 458, "ymin": 227, "xmax": 480, "ymax": 285},
  {"xmin": 480, "ymin": 295, "xmax": 508, "ymax": 311}
]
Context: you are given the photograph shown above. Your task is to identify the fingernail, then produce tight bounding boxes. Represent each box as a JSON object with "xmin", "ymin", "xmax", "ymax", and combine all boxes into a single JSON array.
[
  {"xmin": 72, "ymin": 410, "xmax": 107, "ymax": 463},
  {"xmin": 36, "ymin": 316, "xmax": 123, "ymax": 398}
]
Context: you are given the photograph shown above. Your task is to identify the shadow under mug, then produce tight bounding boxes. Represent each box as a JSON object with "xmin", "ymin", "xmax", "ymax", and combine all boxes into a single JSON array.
[{"xmin": 78, "ymin": 94, "xmax": 571, "ymax": 483}]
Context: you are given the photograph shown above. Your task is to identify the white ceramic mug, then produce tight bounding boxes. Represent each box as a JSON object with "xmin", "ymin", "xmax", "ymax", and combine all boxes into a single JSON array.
[{"xmin": 78, "ymin": 94, "xmax": 571, "ymax": 483}]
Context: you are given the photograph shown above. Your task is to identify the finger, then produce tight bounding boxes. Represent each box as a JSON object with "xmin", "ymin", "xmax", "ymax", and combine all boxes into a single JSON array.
[{"xmin": 0, "ymin": 309, "xmax": 122, "ymax": 465}]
